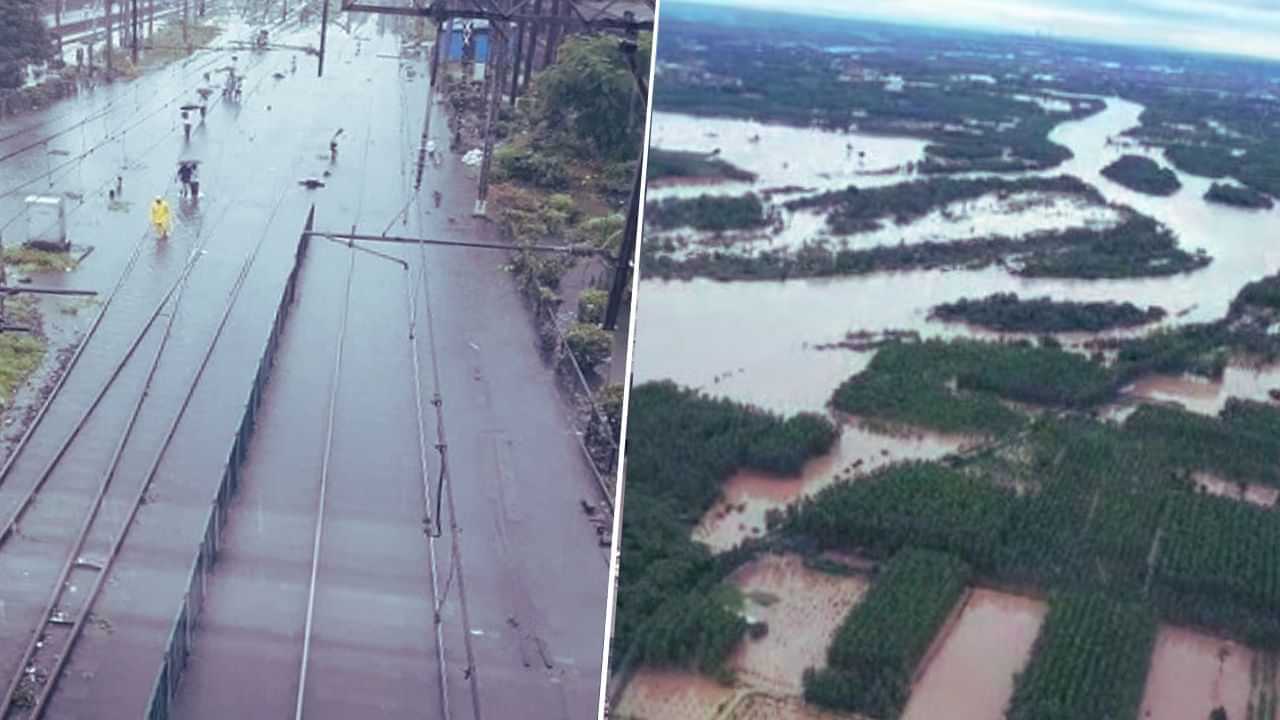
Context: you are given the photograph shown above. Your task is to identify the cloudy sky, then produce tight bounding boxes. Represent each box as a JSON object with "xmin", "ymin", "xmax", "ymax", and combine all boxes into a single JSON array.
[{"xmin": 675, "ymin": 0, "xmax": 1280, "ymax": 61}]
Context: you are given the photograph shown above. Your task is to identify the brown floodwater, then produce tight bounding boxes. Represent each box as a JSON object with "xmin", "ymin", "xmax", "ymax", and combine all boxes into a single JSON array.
[
  {"xmin": 1192, "ymin": 472, "xmax": 1279, "ymax": 509},
  {"xmin": 1119, "ymin": 363, "xmax": 1280, "ymax": 416},
  {"xmin": 633, "ymin": 97, "xmax": 1280, "ymax": 416},
  {"xmin": 901, "ymin": 589, "xmax": 1047, "ymax": 720},
  {"xmin": 694, "ymin": 422, "xmax": 973, "ymax": 551},
  {"xmin": 1139, "ymin": 626, "xmax": 1259, "ymax": 720},
  {"xmin": 613, "ymin": 669, "xmax": 736, "ymax": 720},
  {"xmin": 727, "ymin": 554, "xmax": 870, "ymax": 696}
]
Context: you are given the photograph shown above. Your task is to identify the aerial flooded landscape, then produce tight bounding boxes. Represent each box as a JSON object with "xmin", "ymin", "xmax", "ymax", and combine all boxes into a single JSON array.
[{"xmin": 611, "ymin": 2, "xmax": 1280, "ymax": 720}]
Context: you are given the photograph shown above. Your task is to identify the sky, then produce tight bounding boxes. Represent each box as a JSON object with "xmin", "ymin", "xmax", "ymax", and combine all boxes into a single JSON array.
[{"xmin": 675, "ymin": 0, "xmax": 1280, "ymax": 62}]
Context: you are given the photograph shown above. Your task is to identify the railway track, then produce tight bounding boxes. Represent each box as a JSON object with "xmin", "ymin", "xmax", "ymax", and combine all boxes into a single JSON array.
[{"xmin": 0, "ymin": 180, "xmax": 290, "ymax": 718}]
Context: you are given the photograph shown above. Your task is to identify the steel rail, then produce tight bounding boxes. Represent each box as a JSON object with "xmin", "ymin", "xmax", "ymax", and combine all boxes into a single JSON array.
[
  {"xmin": 304, "ymin": 230, "xmax": 610, "ymax": 256},
  {"xmin": 406, "ymin": 225, "xmax": 452, "ymax": 720},
  {"xmin": 0, "ymin": 252, "xmax": 196, "ymax": 546},
  {"xmin": 413, "ymin": 210, "xmax": 484, "ymax": 720},
  {"xmin": 0, "ymin": 244, "xmax": 201, "ymax": 719},
  {"xmin": 293, "ymin": 244, "xmax": 356, "ymax": 720}
]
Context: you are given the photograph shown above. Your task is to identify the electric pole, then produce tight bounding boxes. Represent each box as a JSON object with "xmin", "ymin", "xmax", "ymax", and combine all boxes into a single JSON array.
[
  {"xmin": 317, "ymin": 0, "xmax": 330, "ymax": 77},
  {"xmin": 474, "ymin": 24, "xmax": 506, "ymax": 215},
  {"xmin": 55, "ymin": 0, "xmax": 63, "ymax": 56},
  {"xmin": 131, "ymin": 0, "xmax": 139, "ymax": 64},
  {"xmin": 105, "ymin": 0, "xmax": 114, "ymax": 74},
  {"xmin": 182, "ymin": 0, "xmax": 189, "ymax": 48}
]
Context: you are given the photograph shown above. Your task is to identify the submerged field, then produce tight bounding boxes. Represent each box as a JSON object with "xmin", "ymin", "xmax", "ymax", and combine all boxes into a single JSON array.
[{"xmin": 615, "ymin": 8, "xmax": 1280, "ymax": 720}]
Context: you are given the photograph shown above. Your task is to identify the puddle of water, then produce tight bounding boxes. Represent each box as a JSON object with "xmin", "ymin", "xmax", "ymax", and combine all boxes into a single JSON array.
[
  {"xmin": 1191, "ymin": 472, "xmax": 1279, "ymax": 509},
  {"xmin": 614, "ymin": 669, "xmax": 735, "ymax": 720},
  {"xmin": 1139, "ymin": 626, "xmax": 1264, "ymax": 720},
  {"xmin": 634, "ymin": 96, "xmax": 1280, "ymax": 414},
  {"xmin": 694, "ymin": 422, "xmax": 973, "ymax": 551},
  {"xmin": 727, "ymin": 554, "xmax": 870, "ymax": 696},
  {"xmin": 901, "ymin": 589, "xmax": 1047, "ymax": 720}
]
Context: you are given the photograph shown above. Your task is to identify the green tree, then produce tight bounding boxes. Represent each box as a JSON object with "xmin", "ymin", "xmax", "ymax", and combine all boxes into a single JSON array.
[
  {"xmin": 0, "ymin": 0, "xmax": 50, "ymax": 89},
  {"xmin": 533, "ymin": 33, "xmax": 651, "ymax": 160},
  {"xmin": 565, "ymin": 322, "xmax": 613, "ymax": 369}
]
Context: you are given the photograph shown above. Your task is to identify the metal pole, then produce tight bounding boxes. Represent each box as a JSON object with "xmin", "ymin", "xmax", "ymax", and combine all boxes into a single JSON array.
[
  {"xmin": 131, "ymin": 0, "xmax": 139, "ymax": 64},
  {"xmin": 105, "ymin": 0, "xmax": 114, "ymax": 74},
  {"xmin": 317, "ymin": 0, "xmax": 330, "ymax": 77},
  {"xmin": 414, "ymin": 19, "xmax": 445, "ymax": 191},
  {"xmin": 148, "ymin": 0, "xmax": 153, "ymax": 37},
  {"xmin": 521, "ymin": 0, "xmax": 540, "ymax": 93},
  {"xmin": 473, "ymin": 24, "xmax": 505, "ymax": 215},
  {"xmin": 508, "ymin": 20, "xmax": 523, "ymax": 104},
  {"xmin": 603, "ymin": 157, "xmax": 641, "ymax": 331},
  {"xmin": 55, "ymin": 0, "xmax": 63, "ymax": 56},
  {"xmin": 182, "ymin": 0, "xmax": 189, "ymax": 47},
  {"xmin": 541, "ymin": 0, "xmax": 559, "ymax": 68}
]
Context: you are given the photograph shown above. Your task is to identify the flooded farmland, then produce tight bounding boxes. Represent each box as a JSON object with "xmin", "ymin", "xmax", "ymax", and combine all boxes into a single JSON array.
[
  {"xmin": 634, "ymin": 98, "xmax": 1280, "ymax": 415},
  {"xmin": 1138, "ymin": 627, "xmax": 1280, "ymax": 720},
  {"xmin": 695, "ymin": 424, "xmax": 972, "ymax": 551},
  {"xmin": 901, "ymin": 590, "xmax": 1047, "ymax": 720}
]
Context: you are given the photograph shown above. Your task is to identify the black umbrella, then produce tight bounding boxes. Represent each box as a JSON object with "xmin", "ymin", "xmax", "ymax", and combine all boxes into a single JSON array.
[{"xmin": 180, "ymin": 104, "xmax": 201, "ymax": 111}]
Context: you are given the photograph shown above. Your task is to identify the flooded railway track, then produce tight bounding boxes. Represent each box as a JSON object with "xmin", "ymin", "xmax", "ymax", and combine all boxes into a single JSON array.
[{"xmin": 0, "ymin": 189, "xmax": 287, "ymax": 719}]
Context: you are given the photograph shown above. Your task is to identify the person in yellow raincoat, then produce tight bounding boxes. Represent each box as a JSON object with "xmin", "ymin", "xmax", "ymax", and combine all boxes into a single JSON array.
[{"xmin": 150, "ymin": 196, "xmax": 171, "ymax": 238}]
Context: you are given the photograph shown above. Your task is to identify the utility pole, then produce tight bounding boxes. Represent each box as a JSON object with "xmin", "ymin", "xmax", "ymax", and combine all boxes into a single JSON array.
[
  {"xmin": 105, "ymin": 0, "xmax": 114, "ymax": 74},
  {"xmin": 131, "ymin": 0, "xmax": 139, "ymax": 64},
  {"xmin": 541, "ymin": 0, "xmax": 559, "ymax": 68},
  {"xmin": 474, "ymin": 24, "xmax": 505, "ymax": 215},
  {"xmin": 182, "ymin": 0, "xmax": 189, "ymax": 48},
  {"xmin": 317, "ymin": 0, "xmax": 330, "ymax": 77},
  {"xmin": 282, "ymin": 0, "xmax": 287, "ymax": 23},
  {"xmin": 148, "ymin": 0, "xmax": 154, "ymax": 38},
  {"xmin": 508, "ymin": 20, "xmax": 523, "ymax": 104},
  {"xmin": 520, "ymin": 0, "xmax": 540, "ymax": 94},
  {"xmin": 603, "ymin": 153, "xmax": 640, "ymax": 331},
  {"xmin": 55, "ymin": 0, "xmax": 63, "ymax": 56},
  {"xmin": 413, "ymin": 18, "xmax": 445, "ymax": 191}
]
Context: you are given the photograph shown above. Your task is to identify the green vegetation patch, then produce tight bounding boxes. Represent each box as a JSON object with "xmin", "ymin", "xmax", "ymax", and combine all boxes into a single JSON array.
[
  {"xmin": 803, "ymin": 549, "xmax": 971, "ymax": 719},
  {"xmin": 1013, "ymin": 215, "xmax": 1208, "ymax": 279},
  {"xmin": 1007, "ymin": 593, "xmax": 1156, "ymax": 720},
  {"xmin": 612, "ymin": 382, "xmax": 837, "ymax": 676},
  {"xmin": 787, "ymin": 462, "xmax": 1016, "ymax": 569},
  {"xmin": 785, "ymin": 175, "xmax": 1102, "ymax": 235},
  {"xmin": 645, "ymin": 193, "xmax": 768, "ymax": 232},
  {"xmin": 1100, "ymin": 155, "xmax": 1182, "ymax": 196},
  {"xmin": 1154, "ymin": 492, "xmax": 1280, "ymax": 647},
  {"xmin": 1123, "ymin": 403, "xmax": 1280, "ymax": 487},
  {"xmin": 931, "ymin": 292, "xmax": 1166, "ymax": 333},
  {"xmin": 4, "ymin": 246, "xmax": 78, "ymax": 272},
  {"xmin": 831, "ymin": 339, "xmax": 1114, "ymax": 434},
  {"xmin": 1204, "ymin": 182, "xmax": 1274, "ymax": 210},
  {"xmin": 0, "ymin": 331, "xmax": 45, "ymax": 405},
  {"xmin": 647, "ymin": 148, "xmax": 757, "ymax": 183}
]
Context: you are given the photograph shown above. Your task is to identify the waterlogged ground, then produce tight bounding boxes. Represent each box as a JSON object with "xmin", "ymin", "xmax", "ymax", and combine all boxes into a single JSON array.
[
  {"xmin": 636, "ymin": 96, "xmax": 1280, "ymax": 416},
  {"xmin": 901, "ymin": 590, "xmax": 1047, "ymax": 720},
  {"xmin": 728, "ymin": 555, "xmax": 870, "ymax": 696},
  {"xmin": 695, "ymin": 422, "xmax": 973, "ymax": 551},
  {"xmin": 613, "ymin": 554, "xmax": 869, "ymax": 720},
  {"xmin": 1138, "ymin": 627, "xmax": 1279, "ymax": 720},
  {"xmin": 645, "ymin": 111, "xmax": 930, "ymax": 202}
]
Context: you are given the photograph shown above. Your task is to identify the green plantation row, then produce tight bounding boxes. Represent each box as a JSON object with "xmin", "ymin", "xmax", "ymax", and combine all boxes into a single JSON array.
[
  {"xmin": 645, "ymin": 193, "xmax": 769, "ymax": 232},
  {"xmin": 803, "ymin": 549, "xmax": 971, "ymax": 718},
  {"xmin": 930, "ymin": 293, "xmax": 1167, "ymax": 333},
  {"xmin": 642, "ymin": 212, "xmax": 1210, "ymax": 281},
  {"xmin": 783, "ymin": 175, "xmax": 1103, "ymax": 234},
  {"xmin": 646, "ymin": 148, "xmax": 758, "ymax": 184},
  {"xmin": 610, "ymin": 383, "xmax": 838, "ymax": 677}
]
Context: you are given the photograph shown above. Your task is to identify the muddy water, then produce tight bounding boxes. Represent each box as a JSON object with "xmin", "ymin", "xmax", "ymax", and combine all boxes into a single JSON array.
[
  {"xmin": 634, "ymin": 96, "xmax": 1280, "ymax": 415},
  {"xmin": 1139, "ymin": 626, "xmax": 1265, "ymax": 720},
  {"xmin": 1120, "ymin": 363, "xmax": 1280, "ymax": 416},
  {"xmin": 901, "ymin": 590, "xmax": 1047, "ymax": 720},
  {"xmin": 613, "ymin": 669, "xmax": 735, "ymax": 720},
  {"xmin": 645, "ymin": 111, "xmax": 930, "ymax": 201},
  {"xmin": 1192, "ymin": 472, "xmax": 1279, "ymax": 509},
  {"xmin": 727, "ymin": 554, "xmax": 870, "ymax": 696},
  {"xmin": 695, "ymin": 423, "xmax": 973, "ymax": 551}
]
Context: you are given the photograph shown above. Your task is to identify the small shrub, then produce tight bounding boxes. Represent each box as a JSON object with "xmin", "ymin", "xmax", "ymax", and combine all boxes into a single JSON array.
[
  {"xmin": 578, "ymin": 288, "xmax": 609, "ymax": 324},
  {"xmin": 566, "ymin": 322, "xmax": 613, "ymax": 369},
  {"xmin": 495, "ymin": 145, "xmax": 570, "ymax": 189}
]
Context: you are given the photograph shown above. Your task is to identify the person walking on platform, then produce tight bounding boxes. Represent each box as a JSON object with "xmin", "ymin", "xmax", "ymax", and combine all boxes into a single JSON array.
[{"xmin": 151, "ymin": 196, "xmax": 172, "ymax": 238}]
